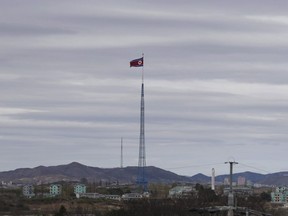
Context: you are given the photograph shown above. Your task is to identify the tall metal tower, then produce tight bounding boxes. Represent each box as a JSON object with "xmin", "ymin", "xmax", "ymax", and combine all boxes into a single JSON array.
[
  {"xmin": 120, "ymin": 137, "xmax": 123, "ymax": 168},
  {"xmin": 136, "ymin": 82, "xmax": 147, "ymax": 190},
  {"xmin": 130, "ymin": 55, "xmax": 147, "ymax": 191}
]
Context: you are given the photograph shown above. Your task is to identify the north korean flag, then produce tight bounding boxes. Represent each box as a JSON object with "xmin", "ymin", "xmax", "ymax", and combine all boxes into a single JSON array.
[{"xmin": 130, "ymin": 57, "xmax": 144, "ymax": 67}]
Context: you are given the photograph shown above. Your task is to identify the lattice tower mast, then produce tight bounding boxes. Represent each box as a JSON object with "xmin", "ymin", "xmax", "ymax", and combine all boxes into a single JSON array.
[
  {"xmin": 130, "ymin": 55, "xmax": 147, "ymax": 191},
  {"xmin": 136, "ymin": 82, "xmax": 147, "ymax": 190}
]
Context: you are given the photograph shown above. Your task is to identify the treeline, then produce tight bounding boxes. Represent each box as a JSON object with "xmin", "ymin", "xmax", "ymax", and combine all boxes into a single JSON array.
[{"xmin": 0, "ymin": 183, "xmax": 287, "ymax": 216}]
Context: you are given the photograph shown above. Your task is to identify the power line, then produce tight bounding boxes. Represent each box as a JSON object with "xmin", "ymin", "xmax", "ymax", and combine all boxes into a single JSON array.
[
  {"xmin": 166, "ymin": 162, "xmax": 225, "ymax": 170},
  {"xmin": 166, "ymin": 162, "xmax": 272, "ymax": 175},
  {"xmin": 238, "ymin": 162, "xmax": 271, "ymax": 174}
]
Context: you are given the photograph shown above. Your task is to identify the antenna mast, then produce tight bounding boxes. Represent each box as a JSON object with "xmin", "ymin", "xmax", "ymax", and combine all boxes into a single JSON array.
[
  {"xmin": 137, "ymin": 54, "xmax": 147, "ymax": 191},
  {"xmin": 121, "ymin": 137, "xmax": 123, "ymax": 168},
  {"xmin": 129, "ymin": 54, "xmax": 147, "ymax": 191}
]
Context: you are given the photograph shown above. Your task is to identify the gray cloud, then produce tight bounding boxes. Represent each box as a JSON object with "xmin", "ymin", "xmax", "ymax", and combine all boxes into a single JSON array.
[{"xmin": 1, "ymin": 0, "xmax": 288, "ymax": 176}]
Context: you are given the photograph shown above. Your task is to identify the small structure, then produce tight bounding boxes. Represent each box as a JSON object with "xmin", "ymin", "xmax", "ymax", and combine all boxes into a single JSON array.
[
  {"xmin": 74, "ymin": 184, "xmax": 86, "ymax": 195},
  {"xmin": 23, "ymin": 185, "xmax": 35, "ymax": 198},
  {"xmin": 50, "ymin": 184, "xmax": 62, "ymax": 196}
]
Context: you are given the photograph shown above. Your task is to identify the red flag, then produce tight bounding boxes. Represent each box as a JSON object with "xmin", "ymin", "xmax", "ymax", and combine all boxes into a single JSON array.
[{"xmin": 130, "ymin": 57, "xmax": 144, "ymax": 67}]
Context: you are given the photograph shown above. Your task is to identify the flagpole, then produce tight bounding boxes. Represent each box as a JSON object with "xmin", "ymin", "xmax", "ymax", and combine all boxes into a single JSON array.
[
  {"xmin": 142, "ymin": 53, "xmax": 144, "ymax": 84},
  {"xmin": 128, "ymin": 53, "xmax": 148, "ymax": 191},
  {"xmin": 138, "ymin": 52, "xmax": 147, "ymax": 191}
]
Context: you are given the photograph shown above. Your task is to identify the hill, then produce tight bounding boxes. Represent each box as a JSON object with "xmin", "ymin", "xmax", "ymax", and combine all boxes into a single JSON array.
[
  {"xmin": 0, "ymin": 162, "xmax": 192, "ymax": 184},
  {"xmin": 215, "ymin": 171, "xmax": 266, "ymax": 183},
  {"xmin": 190, "ymin": 171, "xmax": 288, "ymax": 186},
  {"xmin": 0, "ymin": 162, "xmax": 287, "ymax": 185}
]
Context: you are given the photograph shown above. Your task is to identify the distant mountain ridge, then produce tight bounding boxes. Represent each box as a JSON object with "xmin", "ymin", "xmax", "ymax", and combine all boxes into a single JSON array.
[
  {"xmin": 0, "ymin": 162, "xmax": 287, "ymax": 185},
  {"xmin": 190, "ymin": 171, "xmax": 288, "ymax": 186},
  {"xmin": 0, "ymin": 162, "xmax": 191, "ymax": 184}
]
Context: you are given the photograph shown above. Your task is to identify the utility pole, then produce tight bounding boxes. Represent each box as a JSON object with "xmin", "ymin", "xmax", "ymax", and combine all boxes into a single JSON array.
[{"xmin": 225, "ymin": 160, "xmax": 238, "ymax": 216}]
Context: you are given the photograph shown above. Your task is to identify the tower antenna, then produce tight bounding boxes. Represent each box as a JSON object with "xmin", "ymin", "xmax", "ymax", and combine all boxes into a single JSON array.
[
  {"xmin": 130, "ymin": 54, "xmax": 147, "ymax": 191},
  {"xmin": 121, "ymin": 137, "xmax": 123, "ymax": 168}
]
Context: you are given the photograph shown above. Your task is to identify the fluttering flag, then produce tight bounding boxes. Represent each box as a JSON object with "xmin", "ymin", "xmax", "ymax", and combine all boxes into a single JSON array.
[{"xmin": 130, "ymin": 57, "xmax": 144, "ymax": 67}]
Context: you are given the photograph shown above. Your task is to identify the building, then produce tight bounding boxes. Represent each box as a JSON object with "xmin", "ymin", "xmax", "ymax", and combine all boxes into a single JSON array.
[
  {"xmin": 223, "ymin": 186, "xmax": 253, "ymax": 196},
  {"xmin": 237, "ymin": 176, "xmax": 246, "ymax": 186},
  {"xmin": 271, "ymin": 187, "xmax": 288, "ymax": 203},
  {"xmin": 168, "ymin": 186, "xmax": 195, "ymax": 198},
  {"xmin": 74, "ymin": 184, "xmax": 86, "ymax": 195},
  {"xmin": 246, "ymin": 180, "xmax": 253, "ymax": 187},
  {"xmin": 76, "ymin": 193, "xmax": 105, "ymax": 199},
  {"xmin": 76, "ymin": 193, "xmax": 121, "ymax": 201},
  {"xmin": 50, "ymin": 184, "xmax": 62, "ymax": 196},
  {"xmin": 122, "ymin": 193, "xmax": 143, "ymax": 200},
  {"xmin": 224, "ymin": 177, "xmax": 230, "ymax": 185},
  {"xmin": 105, "ymin": 194, "xmax": 121, "ymax": 201},
  {"xmin": 23, "ymin": 185, "xmax": 35, "ymax": 198}
]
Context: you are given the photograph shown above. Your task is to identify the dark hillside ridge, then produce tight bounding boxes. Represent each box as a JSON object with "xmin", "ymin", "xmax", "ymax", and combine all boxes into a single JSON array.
[
  {"xmin": 0, "ymin": 162, "xmax": 287, "ymax": 185},
  {"xmin": 0, "ymin": 162, "xmax": 191, "ymax": 184}
]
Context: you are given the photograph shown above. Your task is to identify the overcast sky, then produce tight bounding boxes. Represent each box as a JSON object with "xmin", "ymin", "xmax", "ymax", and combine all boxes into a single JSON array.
[{"xmin": 1, "ymin": 0, "xmax": 288, "ymax": 176}]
